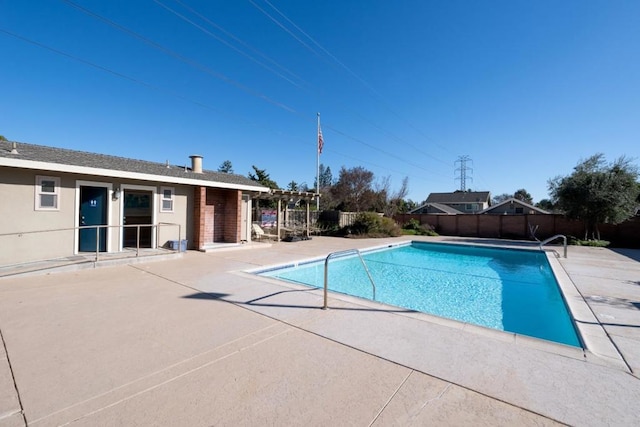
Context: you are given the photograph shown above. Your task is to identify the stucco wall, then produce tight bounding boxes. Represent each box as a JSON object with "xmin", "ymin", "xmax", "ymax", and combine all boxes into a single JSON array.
[
  {"xmin": 155, "ymin": 184, "xmax": 191, "ymax": 249},
  {"xmin": 0, "ymin": 166, "xmax": 193, "ymax": 265},
  {"xmin": 0, "ymin": 168, "xmax": 78, "ymax": 264},
  {"xmin": 485, "ymin": 204, "xmax": 539, "ymax": 215}
]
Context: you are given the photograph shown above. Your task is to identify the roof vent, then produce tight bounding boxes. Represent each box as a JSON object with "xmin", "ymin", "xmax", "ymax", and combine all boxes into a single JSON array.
[
  {"xmin": 10, "ymin": 142, "xmax": 19, "ymax": 155},
  {"xmin": 189, "ymin": 155, "xmax": 203, "ymax": 174}
]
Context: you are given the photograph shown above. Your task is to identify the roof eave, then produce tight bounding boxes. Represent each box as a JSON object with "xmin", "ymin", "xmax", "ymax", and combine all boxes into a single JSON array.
[{"xmin": 0, "ymin": 157, "xmax": 269, "ymax": 193}]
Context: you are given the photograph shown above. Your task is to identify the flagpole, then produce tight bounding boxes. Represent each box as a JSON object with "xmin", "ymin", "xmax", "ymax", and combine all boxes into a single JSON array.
[{"xmin": 316, "ymin": 112, "xmax": 320, "ymax": 211}]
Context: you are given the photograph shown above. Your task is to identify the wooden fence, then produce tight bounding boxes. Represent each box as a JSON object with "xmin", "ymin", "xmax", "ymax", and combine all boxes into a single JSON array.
[
  {"xmin": 394, "ymin": 213, "xmax": 640, "ymax": 248},
  {"xmin": 318, "ymin": 211, "xmax": 361, "ymax": 228}
]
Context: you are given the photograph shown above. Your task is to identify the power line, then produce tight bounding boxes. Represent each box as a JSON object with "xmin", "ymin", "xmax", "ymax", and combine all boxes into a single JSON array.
[
  {"xmin": 0, "ymin": 27, "xmax": 451, "ymax": 186},
  {"xmin": 325, "ymin": 148, "xmax": 448, "ymax": 186},
  {"xmin": 0, "ymin": 26, "xmax": 344, "ymax": 167},
  {"xmin": 160, "ymin": 0, "xmax": 451, "ymax": 171},
  {"xmin": 8, "ymin": 1, "xmax": 459, "ymax": 184},
  {"xmin": 248, "ymin": 0, "xmax": 325, "ymax": 63},
  {"xmin": 59, "ymin": 0, "xmax": 298, "ymax": 113},
  {"xmin": 322, "ymin": 123, "xmax": 449, "ymax": 177},
  {"xmin": 152, "ymin": 0, "xmax": 305, "ymax": 89},
  {"xmin": 254, "ymin": 0, "xmax": 453, "ymax": 162}
]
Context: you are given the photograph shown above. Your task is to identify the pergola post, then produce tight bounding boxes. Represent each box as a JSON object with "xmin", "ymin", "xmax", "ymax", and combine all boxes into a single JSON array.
[
  {"xmin": 306, "ymin": 201, "xmax": 310, "ymax": 237},
  {"xmin": 276, "ymin": 198, "xmax": 282, "ymax": 242},
  {"xmin": 247, "ymin": 189, "xmax": 319, "ymax": 242}
]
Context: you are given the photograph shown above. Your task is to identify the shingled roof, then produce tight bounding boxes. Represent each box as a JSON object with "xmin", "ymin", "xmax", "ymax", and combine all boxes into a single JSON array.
[
  {"xmin": 0, "ymin": 140, "xmax": 268, "ymax": 192},
  {"xmin": 409, "ymin": 202, "xmax": 462, "ymax": 214},
  {"xmin": 426, "ymin": 191, "xmax": 491, "ymax": 204}
]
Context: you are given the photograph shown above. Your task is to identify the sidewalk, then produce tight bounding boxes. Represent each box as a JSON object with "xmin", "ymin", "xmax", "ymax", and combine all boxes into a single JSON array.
[{"xmin": 0, "ymin": 236, "xmax": 639, "ymax": 426}]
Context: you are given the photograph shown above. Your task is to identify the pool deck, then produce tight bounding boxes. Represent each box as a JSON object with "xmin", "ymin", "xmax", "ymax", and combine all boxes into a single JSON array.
[{"xmin": 0, "ymin": 236, "xmax": 639, "ymax": 426}]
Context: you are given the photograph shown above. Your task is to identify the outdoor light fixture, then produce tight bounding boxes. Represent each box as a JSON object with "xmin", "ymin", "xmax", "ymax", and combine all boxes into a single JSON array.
[{"xmin": 113, "ymin": 187, "xmax": 121, "ymax": 200}]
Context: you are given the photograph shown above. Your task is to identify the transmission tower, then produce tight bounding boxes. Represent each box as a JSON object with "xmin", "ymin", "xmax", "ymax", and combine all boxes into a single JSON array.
[{"xmin": 454, "ymin": 155, "xmax": 473, "ymax": 191}]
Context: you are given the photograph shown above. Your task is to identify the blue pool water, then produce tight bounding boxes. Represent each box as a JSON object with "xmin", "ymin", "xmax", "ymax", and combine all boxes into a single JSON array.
[{"xmin": 259, "ymin": 242, "xmax": 581, "ymax": 347}]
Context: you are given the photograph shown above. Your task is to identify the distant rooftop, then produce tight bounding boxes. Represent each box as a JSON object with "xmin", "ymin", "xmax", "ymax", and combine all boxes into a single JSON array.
[{"xmin": 426, "ymin": 191, "xmax": 491, "ymax": 204}]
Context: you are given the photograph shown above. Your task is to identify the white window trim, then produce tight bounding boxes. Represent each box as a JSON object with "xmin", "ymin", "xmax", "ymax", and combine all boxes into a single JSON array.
[
  {"xmin": 160, "ymin": 186, "xmax": 175, "ymax": 213},
  {"xmin": 118, "ymin": 184, "xmax": 157, "ymax": 251},
  {"xmin": 35, "ymin": 175, "xmax": 61, "ymax": 211}
]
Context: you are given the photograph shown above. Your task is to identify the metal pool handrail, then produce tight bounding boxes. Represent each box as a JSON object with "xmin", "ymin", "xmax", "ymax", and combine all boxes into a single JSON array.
[
  {"xmin": 539, "ymin": 234, "xmax": 567, "ymax": 258},
  {"xmin": 323, "ymin": 249, "xmax": 376, "ymax": 310}
]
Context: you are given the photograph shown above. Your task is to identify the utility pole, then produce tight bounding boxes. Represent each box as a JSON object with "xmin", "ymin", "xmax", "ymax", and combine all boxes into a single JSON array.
[{"xmin": 455, "ymin": 155, "xmax": 473, "ymax": 191}]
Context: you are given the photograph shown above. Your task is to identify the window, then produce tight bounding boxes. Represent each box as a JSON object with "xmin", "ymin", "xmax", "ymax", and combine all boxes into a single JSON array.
[
  {"xmin": 160, "ymin": 187, "xmax": 174, "ymax": 212},
  {"xmin": 515, "ymin": 207, "xmax": 524, "ymax": 214},
  {"xmin": 35, "ymin": 176, "xmax": 60, "ymax": 210},
  {"xmin": 465, "ymin": 203, "xmax": 478, "ymax": 211}
]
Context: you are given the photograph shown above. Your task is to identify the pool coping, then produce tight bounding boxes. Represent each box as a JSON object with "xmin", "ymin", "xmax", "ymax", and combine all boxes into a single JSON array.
[
  {"xmin": 247, "ymin": 239, "xmax": 628, "ymax": 371},
  {"xmin": 545, "ymin": 252, "xmax": 628, "ymax": 370}
]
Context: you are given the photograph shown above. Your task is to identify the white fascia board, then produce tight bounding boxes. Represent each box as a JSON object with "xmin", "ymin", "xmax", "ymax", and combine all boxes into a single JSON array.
[{"xmin": 0, "ymin": 157, "xmax": 268, "ymax": 193}]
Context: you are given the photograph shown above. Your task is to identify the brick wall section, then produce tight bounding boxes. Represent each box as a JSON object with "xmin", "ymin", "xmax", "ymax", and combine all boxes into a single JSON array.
[
  {"xmin": 394, "ymin": 213, "xmax": 640, "ymax": 248},
  {"xmin": 192, "ymin": 186, "xmax": 206, "ymax": 249},
  {"xmin": 205, "ymin": 188, "xmax": 241, "ymax": 243},
  {"xmin": 205, "ymin": 190, "xmax": 216, "ymax": 243},
  {"xmin": 192, "ymin": 187, "xmax": 242, "ymax": 248},
  {"xmin": 226, "ymin": 190, "xmax": 241, "ymax": 242}
]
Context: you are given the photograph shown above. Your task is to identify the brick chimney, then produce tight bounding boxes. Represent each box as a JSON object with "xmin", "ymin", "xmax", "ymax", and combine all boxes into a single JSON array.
[{"xmin": 189, "ymin": 155, "xmax": 203, "ymax": 173}]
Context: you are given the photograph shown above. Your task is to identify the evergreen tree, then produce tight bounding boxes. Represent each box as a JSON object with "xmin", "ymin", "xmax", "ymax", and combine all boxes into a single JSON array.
[
  {"xmin": 248, "ymin": 165, "xmax": 279, "ymax": 189},
  {"xmin": 217, "ymin": 160, "xmax": 233, "ymax": 173},
  {"xmin": 549, "ymin": 154, "xmax": 639, "ymax": 240}
]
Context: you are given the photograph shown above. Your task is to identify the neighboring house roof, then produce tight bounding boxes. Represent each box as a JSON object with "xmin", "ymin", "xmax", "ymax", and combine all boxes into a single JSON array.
[
  {"xmin": 479, "ymin": 198, "xmax": 550, "ymax": 214},
  {"xmin": 0, "ymin": 140, "xmax": 268, "ymax": 192},
  {"xmin": 426, "ymin": 191, "xmax": 491, "ymax": 204},
  {"xmin": 409, "ymin": 202, "xmax": 462, "ymax": 214}
]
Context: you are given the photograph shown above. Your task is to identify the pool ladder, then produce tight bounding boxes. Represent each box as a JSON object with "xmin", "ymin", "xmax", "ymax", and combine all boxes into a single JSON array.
[
  {"xmin": 539, "ymin": 234, "xmax": 567, "ymax": 258},
  {"xmin": 323, "ymin": 249, "xmax": 376, "ymax": 309}
]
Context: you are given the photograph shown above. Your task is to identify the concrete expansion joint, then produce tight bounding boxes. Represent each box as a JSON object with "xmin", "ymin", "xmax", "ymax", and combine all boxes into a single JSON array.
[
  {"xmin": 402, "ymin": 381, "xmax": 454, "ymax": 425},
  {"xmin": 368, "ymin": 370, "xmax": 415, "ymax": 426},
  {"xmin": 30, "ymin": 325, "xmax": 289, "ymax": 426},
  {"xmin": 417, "ymin": 382, "xmax": 451, "ymax": 411},
  {"xmin": 0, "ymin": 327, "xmax": 27, "ymax": 426},
  {"xmin": 0, "ymin": 409, "xmax": 24, "ymax": 421}
]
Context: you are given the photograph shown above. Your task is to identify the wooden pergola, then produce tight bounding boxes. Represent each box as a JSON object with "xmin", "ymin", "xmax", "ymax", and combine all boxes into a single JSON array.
[{"xmin": 249, "ymin": 189, "xmax": 320, "ymax": 241}]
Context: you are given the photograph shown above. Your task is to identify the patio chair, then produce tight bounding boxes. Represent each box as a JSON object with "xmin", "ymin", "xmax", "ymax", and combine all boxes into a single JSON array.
[{"xmin": 252, "ymin": 223, "xmax": 278, "ymax": 241}]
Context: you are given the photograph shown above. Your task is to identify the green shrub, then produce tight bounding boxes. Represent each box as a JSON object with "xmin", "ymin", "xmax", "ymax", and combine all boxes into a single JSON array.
[
  {"xmin": 349, "ymin": 212, "xmax": 402, "ymax": 237},
  {"xmin": 417, "ymin": 226, "xmax": 439, "ymax": 236},
  {"xmin": 315, "ymin": 221, "xmax": 341, "ymax": 236},
  {"xmin": 403, "ymin": 218, "xmax": 421, "ymax": 230},
  {"xmin": 401, "ymin": 229, "xmax": 418, "ymax": 235},
  {"xmin": 568, "ymin": 236, "xmax": 610, "ymax": 247},
  {"xmin": 402, "ymin": 219, "xmax": 438, "ymax": 236}
]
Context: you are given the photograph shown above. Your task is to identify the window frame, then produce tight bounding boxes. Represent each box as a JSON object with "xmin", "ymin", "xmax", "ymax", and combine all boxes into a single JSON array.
[
  {"xmin": 160, "ymin": 186, "xmax": 175, "ymax": 213},
  {"xmin": 35, "ymin": 175, "xmax": 61, "ymax": 211}
]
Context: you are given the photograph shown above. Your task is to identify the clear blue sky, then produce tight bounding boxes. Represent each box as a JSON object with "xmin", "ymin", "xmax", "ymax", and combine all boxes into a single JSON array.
[{"xmin": 2, "ymin": 0, "xmax": 639, "ymax": 203}]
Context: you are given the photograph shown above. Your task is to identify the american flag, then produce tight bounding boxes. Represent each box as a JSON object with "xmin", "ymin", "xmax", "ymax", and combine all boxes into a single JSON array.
[{"xmin": 318, "ymin": 126, "xmax": 324, "ymax": 154}]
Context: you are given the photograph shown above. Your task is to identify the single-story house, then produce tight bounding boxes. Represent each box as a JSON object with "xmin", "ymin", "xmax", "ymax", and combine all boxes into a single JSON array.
[
  {"xmin": 479, "ymin": 198, "xmax": 549, "ymax": 215},
  {"xmin": 0, "ymin": 140, "xmax": 271, "ymax": 266},
  {"xmin": 417, "ymin": 191, "xmax": 491, "ymax": 214}
]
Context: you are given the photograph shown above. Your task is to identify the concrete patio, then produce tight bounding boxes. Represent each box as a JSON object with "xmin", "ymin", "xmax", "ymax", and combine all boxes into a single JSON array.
[{"xmin": 1, "ymin": 236, "xmax": 639, "ymax": 426}]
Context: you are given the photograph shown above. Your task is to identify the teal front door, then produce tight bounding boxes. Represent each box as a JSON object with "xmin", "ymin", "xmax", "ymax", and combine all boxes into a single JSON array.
[{"xmin": 79, "ymin": 186, "xmax": 108, "ymax": 252}]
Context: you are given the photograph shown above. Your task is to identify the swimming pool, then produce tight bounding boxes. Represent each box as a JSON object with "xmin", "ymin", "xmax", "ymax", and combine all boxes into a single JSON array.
[{"xmin": 258, "ymin": 241, "xmax": 581, "ymax": 347}]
